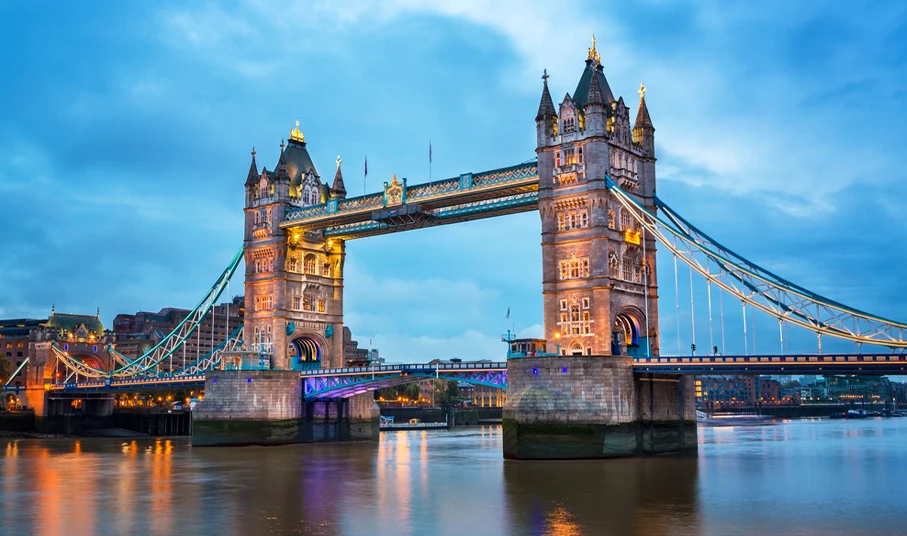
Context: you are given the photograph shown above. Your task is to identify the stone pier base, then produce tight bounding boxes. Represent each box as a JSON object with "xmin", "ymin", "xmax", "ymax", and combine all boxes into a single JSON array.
[
  {"xmin": 503, "ymin": 356, "xmax": 697, "ymax": 460},
  {"xmin": 191, "ymin": 370, "xmax": 379, "ymax": 447}
]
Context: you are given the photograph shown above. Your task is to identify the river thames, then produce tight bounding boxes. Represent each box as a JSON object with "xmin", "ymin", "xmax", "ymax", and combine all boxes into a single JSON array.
[{"xmin": 2, "ymin": 418, "xmax": 905, "ymax": 535}]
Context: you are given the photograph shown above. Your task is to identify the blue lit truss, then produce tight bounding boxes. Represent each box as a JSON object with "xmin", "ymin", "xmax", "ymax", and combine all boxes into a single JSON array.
[{"xmin": 52, "ymin": 247, "xmax": 244, "ymax": 378}]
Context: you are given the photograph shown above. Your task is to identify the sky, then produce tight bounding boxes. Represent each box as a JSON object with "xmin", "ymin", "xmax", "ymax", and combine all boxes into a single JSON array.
[{"xmin": 1, "ymin": 0, "xmax": 906, "ymax": 362}]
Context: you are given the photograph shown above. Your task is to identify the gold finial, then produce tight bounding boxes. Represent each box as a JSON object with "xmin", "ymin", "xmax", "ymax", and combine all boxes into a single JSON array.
[
  {"xmin": 336, "ymin": 155, "xmax": 342, "ymax": 168},
  {"xmin": 587, "ymin": 34, "xmax": 600, "ymax": 66},
  {"xmin": 289, "ymin": 118, "xmax": 305, "ymax": 142},
  {"xmin": 639, "ymin": 82, "xmax": 646, "ymax": 99},
  {"xmin": 391, "ymin": 173, "xmax": 398, "ymax": 185}
]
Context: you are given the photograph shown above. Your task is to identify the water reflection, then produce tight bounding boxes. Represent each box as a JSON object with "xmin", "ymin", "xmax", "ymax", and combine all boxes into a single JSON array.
[
  {"xmin": 503, "ymin": 454, "xmax": 700, "ymax": 535},
  {"xmin": 0, "ymin": 420, "xmax": 906, "ymax": 535}
]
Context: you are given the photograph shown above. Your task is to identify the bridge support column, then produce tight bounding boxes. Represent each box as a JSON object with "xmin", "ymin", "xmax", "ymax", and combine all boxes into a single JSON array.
[
  {"xmin": 192, "ymin": 370, "xmax": 379, "ymax": 446},
  {"xmin": 503, "ymin": 356, "xmax": 697, "ymax": 459}
]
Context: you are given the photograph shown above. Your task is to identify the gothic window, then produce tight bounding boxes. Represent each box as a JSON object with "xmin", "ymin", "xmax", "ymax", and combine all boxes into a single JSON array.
[
  {"xmin": 583, "ymin": 311, "xmax": 591, "ymax": 334},
  {"xmin": 254, "ymin": 259, "xmax": 261, "ymax": 273},
  {"xmin": 255, "ymin": 295, "xmax": 272, "ymax": 311},
  {"xmin": 633, "ymin": 264, "xmax": 641, "ymax": 283},
  {"xmin": 608, "ymin": 209, "xmax": 615, "ymax": 229},
  {"xmin": 321, "ymin": 263, "xmax": 332, "ymax": 277},
  {"xmin": 555, "ymin": 149, "xmax": 562, "ymax": 168},
  {"xmin": 620, "ymin": 209, "xmax": 632, "ymax": 231},
  {"xmin": 288, "ymin": 256, "xmax": 300, "ymax": 273},
  {"xmin": 303, "ymin": 294, "xmax": 317, "ymax": 312},
  {"xmin": 253, "ymin": 326, "xmax": 259, "ymax": 342},
  {"xmin": 557, "ymin": 209, "xmax": 589, "ymax": 231},
  {"xmin": 317, "ymin": 299, "xmax": 326, "ymax": 313},
  {"xmin": 292, "ymin": 296, "xmax": 302, "ymax": 310},
  {"xmin": 582, "ymin": 298, "xmax": 590, "ymax": 309},
  {"xmin": 304, "ymin": 254, "xmax": 316, "ymax": 275},
  {"xmin": 563, "ymin": 116, "xmax": 576, "ymax": 133},
  {"xmin": 564, "ymin": 147, "xmax": 576, "ymax": 165},
  {"xmin": 559, "ymin": 258, "xmax": 590, "ymax": 280},
  {"xmin": 578, "ymin": 146, "xmax": 584, "ymax": 164},
  {"xmin": 256, "ymin": 208, "xmax": 267, "ymax": 225},
  {"xmin": 570, "ymin": 305, "xmax": 580, "ymax": 322},
  {"xmin": 560, "ymin": 299, "xmax": 568, "ymax": 311},
  {"xmin": 622, "ymin": 259, "xmax": 632, "ymax": 281},
  {"xmin": 560, "ymin": 312, "xmax": 567, "ymax": 324},
  {"xmin": 265, "ymin": 326, "xmax": 272, "ymax": 343}
]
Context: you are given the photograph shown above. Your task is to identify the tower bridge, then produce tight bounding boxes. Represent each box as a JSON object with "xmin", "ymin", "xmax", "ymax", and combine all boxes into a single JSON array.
[{"xmin": 9, "ymin": 39, "xmax": 907, "ymax": 457}]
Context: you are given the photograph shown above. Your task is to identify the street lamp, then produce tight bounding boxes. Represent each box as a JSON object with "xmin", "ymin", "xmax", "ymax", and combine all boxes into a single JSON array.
[{"xmin": 554, "ymin": 332, "xmax": 561, "ymax": 356}]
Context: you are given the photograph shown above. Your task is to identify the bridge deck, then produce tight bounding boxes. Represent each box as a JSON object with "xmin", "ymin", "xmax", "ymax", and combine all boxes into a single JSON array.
[{"xmin": 35, "ymin": 354, "xmax": 906, "ymax": 395}]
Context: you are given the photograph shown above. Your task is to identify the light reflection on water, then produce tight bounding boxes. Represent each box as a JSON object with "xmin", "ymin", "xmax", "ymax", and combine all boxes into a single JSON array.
[{"xmin": 1, "ymin": 419, "xmax": 906, "ymax": 535}]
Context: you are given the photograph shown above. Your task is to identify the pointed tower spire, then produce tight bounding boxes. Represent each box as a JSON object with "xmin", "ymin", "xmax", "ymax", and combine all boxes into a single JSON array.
[
  {"xmin": 245, "ymin": 147, "xmax": 259, "ymax": 186},
  {"xmin": 634, "ymin": 82, "xmax": 654, "ymax": 129},
  {"xmin": 633, "ymin": 83, "xmax": 655, "ymax": 155},
  {"xmin": 275, "ymin": 141, "xmax": 289, "ymax": 180},
  {"xmin": 585, "ymin": 67, "xmax": 605, "ymax": 108},
  {"xmin": 331, "ymin": 155, "xmax": 347, "ymax": 200},
  {"xmin": 536, "ymin": 69, "xmax": 557, "ymax": 121}
]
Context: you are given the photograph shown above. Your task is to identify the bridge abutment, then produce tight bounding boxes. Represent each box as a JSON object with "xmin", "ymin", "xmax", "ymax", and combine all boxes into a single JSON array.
[
  {"xmin": 503, "ymin": 356, "xmax": 696, "ymax": 459},
  {"xmin": 191, "ymin": 370, "xmax": 378, "ymax": 446}
]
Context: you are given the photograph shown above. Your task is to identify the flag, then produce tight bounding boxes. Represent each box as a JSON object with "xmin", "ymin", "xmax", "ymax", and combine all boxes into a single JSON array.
[
  {"xmin": 429, "ymin": 140, "xmax": 432, "ymax": 163},
  {"xmin": 506, "ymin": 306, "xmax": 510, "ymax": 320},
  {"xmin": 364, "ymin": 155, "xmax": 368, "ymax": 178}
]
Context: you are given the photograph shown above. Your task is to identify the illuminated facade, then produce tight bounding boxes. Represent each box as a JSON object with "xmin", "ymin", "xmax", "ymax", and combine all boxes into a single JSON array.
[
  {"xmin": 536, "ymin": 39, "xmax": 658, "ymax": 357},
  {"xmin": 243, "ymin": 125, "xmax": 348, "ymax": 370}
]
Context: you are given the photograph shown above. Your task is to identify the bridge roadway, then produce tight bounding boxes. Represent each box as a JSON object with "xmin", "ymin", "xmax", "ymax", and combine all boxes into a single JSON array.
[{"xmin": 28, "ymin": 353, "xmax": 907, "ymax": 397}]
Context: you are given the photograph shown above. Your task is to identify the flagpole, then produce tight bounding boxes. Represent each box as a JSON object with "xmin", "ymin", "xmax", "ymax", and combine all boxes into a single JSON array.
[
  {"xmin": 429, "ymin": 140, "xmax": 432, "ymax": 188},
  {"xmin": 363, "ymin": 155, "xmax": 368, "ymax": 195}
]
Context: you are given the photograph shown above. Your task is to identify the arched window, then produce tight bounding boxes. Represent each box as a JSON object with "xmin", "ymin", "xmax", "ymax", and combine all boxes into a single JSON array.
[
  {"xmin": 304, "ymin": 254, "xmax": 316, "ymax": 275},
  {"xmin": 620, "ymin": 209, "xmax": 632, "ymax": 231}
]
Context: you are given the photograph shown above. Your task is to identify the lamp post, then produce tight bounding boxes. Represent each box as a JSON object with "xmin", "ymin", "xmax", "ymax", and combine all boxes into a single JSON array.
[{"xmin": 554, "ymin": 332, "xmax": 561, "ymax": 356}]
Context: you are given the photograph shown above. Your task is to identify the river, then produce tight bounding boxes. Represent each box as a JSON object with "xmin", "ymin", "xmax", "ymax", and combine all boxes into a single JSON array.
[{"xmin": 2, "ymin": 418, "xmax": 906, "ymax": 535}]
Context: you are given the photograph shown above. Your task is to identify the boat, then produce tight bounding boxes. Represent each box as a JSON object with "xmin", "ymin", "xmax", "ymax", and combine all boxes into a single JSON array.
[{"xmin": 845, "ymin": 409, "xmax": 869, "ymax": 419}]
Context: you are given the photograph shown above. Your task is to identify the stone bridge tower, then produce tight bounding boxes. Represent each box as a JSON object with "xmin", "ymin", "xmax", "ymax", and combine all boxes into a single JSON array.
[
  {"xmin": 535, "ymin": 38, "xmax": 659, "ymax": 358},
  {"xmin": 243, "ymin": 122, "xmax": 347, "ymax": 370}
]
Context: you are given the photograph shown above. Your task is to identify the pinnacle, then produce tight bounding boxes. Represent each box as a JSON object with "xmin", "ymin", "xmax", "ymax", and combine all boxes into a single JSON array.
[
  {"xmin": 331, "ymin": 156, "xmax": 347, "ymax": 198},
  {"xmin": 535, "ymin": 71, "xmax": 557, "ymax": 121},
  {"xmin": 585, "ymin": 68, "xmax": 605, "ymax": 108}
]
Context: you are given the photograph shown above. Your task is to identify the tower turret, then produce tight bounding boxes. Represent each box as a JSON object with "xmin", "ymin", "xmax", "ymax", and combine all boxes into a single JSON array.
[
  {"xmin": 535, "ymin": 69, "xmax": 558, "ymax": 146},
  {"xmin": 632, "ymin": 83, "xmax": 655, "ymax": 157},
  {"xmin": 330, "ymin": 156, "xmax": 347, "ymax": 200}
]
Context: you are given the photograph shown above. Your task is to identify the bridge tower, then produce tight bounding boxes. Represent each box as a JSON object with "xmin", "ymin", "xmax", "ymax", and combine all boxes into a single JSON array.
[
  {"xmin": 243, "ymin": 123, "xmax": 347, "ymax": 370},
  {"xmin": 504, "ymin": 39, "xmax": 694, "ymax": 460},
  {"xmin": 535, "ymin": 37, "xmax": 659, "ymax": 358}
]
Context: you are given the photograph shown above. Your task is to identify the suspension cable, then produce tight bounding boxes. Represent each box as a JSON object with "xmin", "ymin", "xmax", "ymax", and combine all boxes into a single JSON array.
[
  {"xmin": 689, "ymin": 263, "xmax": 696, "ymax": 355},
  {"xmin": 720, "ymin": 289, "xmax": 726, "ymax": 355},
  {"xmin": 742, "ymin": 301, "xmax": 748, "ymax": 356},
  {"xmin": 673, "ymin": 237, "xmax": 681, "ymax": 356}
]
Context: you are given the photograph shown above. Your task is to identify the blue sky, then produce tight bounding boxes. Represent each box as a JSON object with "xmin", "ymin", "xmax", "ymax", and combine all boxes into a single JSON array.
[{"xmin": 1, "ymin": 1, "xmax": 906, "ymax": 362}]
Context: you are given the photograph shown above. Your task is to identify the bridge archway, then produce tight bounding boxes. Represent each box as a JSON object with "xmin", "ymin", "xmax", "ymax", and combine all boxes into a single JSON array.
[
  {"xmin": 288, "ymin": 336, "xmax": 322, "ymax": 370},
  {"xmin": 612, "ymin": 310, "xmax": 642, "ymax": 357}
]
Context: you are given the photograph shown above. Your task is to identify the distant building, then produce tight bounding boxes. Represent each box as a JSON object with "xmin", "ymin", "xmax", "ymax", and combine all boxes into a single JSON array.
[
  {"xmin": 695, "ymin": 375, "xmax": 781, "ymax": 407},
  {"xmin": 112, "ymin": 296, "xmax": 244, "ymax": 371},
  {"xmin": 0, "ymin": 307, "xmax": 115, "ymax": 390},
  {"xmin": 341, "ymin": 327, "xmax": 381, "ymax": 366}
]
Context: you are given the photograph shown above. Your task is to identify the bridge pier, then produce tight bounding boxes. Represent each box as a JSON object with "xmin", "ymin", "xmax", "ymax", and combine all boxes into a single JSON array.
[
  {"xmin": 192, "ymin": 370, "xmax": 379, "ymax": 447},
  {"xmin": 503, "ymin": 356, "xmax": 696, "ymax": 459}
]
